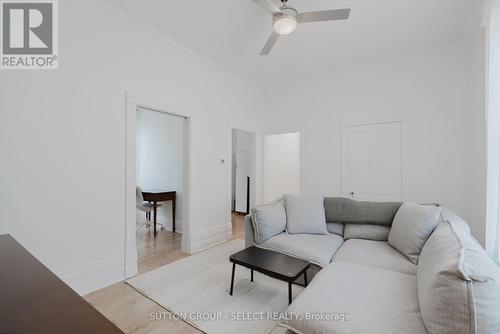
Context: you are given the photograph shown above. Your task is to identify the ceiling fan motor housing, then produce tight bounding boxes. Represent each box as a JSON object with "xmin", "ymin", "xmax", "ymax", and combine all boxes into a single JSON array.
[{"xmin": 274, "ymin": 6, "xmax": 297, "ymax": 19}]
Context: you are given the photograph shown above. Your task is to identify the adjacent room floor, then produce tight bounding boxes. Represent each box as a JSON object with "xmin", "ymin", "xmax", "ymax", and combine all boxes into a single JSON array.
[{"xmin": 84, "ymin": 213, "xmax": 246, "ymax": 334}]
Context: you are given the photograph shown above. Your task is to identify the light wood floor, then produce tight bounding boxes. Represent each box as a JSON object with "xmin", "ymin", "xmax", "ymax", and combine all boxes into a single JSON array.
[{"xmin": 84, "ymin": 213, "xmax": 246, "ymax": 334}]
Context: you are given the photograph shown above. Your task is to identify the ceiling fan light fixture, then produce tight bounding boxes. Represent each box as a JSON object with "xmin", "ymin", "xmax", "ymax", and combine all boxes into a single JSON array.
[
  {"xmin": 273, "ymin": 8, "xmax": 297, "ymax": 35},
  {"xmin": 254, "ymin": 0, "xmax": 351, "ymax": 55}
]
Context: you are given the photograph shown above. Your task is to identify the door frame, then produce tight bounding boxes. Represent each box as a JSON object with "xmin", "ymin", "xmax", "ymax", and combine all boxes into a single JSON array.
[
  {"xmin": 341, "ymin": 118, "xmax": 409, "ymax": 201},
  {"xmin": 124, "ymin": 91, "xmax": 192, "ymax": 279}
]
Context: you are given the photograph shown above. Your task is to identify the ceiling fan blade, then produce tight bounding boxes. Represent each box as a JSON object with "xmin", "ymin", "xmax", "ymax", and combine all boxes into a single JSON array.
[
  {"xmin": 298, "ymin": 8, "xmax": 350, "ymax": 23},
  {"xmin": 251, "ymin": 0, "xmax": 280, "ymax": 15},
  {"xmin": 260, "ymin": 31, "xmax": 279, "ymax": 55}
]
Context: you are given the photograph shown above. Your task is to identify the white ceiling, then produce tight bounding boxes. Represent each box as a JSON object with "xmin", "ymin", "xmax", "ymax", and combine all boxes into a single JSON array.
[{"xmin": 104, "ymin": 0, "xmax": 481, "ymax": 87}]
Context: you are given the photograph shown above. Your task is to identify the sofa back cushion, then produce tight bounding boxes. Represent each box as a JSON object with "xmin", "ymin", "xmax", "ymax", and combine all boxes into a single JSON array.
[
  {"xmin": 344, "ymin": 224, "xmax": 391, "ymax": 241},
  {"xmin": 417, "ymin": 218, "xmax": 500, "ymax": 334},
  {"xmin": 324, "ymin": 197, "xmax": 401, "ymax": 226},
  {"xmin": 284, "ymin": 194, "xmax": 329, "ymax": 235},
  {"xmin": 326, "ymin": 222, "xmax": 344, "ymax": 236},
  {"xmin": 251, "ymin": 201, "xmax": 287, "ymax": 244}
]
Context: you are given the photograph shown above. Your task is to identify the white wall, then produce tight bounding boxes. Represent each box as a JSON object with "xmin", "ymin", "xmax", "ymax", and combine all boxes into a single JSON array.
[
  {"xmin": 263, "ymin": 133, "xmax": 300, "ymax": 202},
  {"xmin": 136, "ymin": 109, "xmax": 185, "ymax": 230},
  {"xmin": 0, "ymin": 0, "xmax": 263, "ymax": 294},
  {"xmin": 263, "ymin": 45, "xmax": 472, "ymax": 229}
]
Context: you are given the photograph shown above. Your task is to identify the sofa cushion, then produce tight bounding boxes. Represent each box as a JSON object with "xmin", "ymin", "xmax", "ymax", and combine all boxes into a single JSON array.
[
  {"xmin": 343, "ymin": 224, "xmax": 391, "ymax": 241},
  {"xmin": 280, "ymin": 262, "xmax": 426, "ymax": 334},
  {"xmin": 324, "ymin": 197, "xmax": 401, "ymax": 225},
  {"xmin": 333, "ymin": 239, "xmax": 417, "ymax": 275},
  {"xmin": 326, "ymin": 222, "xmax": 344, "ymax": 236},
  {"xmin": 417, "ymin": 220, "xmax": 500, "ymax": 334},
  {"xmin": 251, "ymin": 202, "xmax": 287, "ymax": 244},
  {"xmin": 284, "ymin": 194, "xmax": 328, "ymax": 235},
  {"xmin": 258, "ymin": 233, "xmax": 343, "ymax": 267},
  {"xmin": 388, "ymin": 202, "xmax": 441, "ymax": 264}
]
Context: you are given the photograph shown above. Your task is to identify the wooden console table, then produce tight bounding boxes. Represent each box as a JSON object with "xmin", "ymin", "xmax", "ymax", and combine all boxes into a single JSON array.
[
  {"xmin": 0, "ymin": 234, "xmax": 124, "ymax": 334},
  {"xmin": 142, "ymin": 190, "xmax": 176, "ymax": 237}
]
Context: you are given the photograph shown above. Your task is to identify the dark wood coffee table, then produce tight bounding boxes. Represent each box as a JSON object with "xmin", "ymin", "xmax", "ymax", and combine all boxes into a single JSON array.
[{"xmin": 229, "ymin": 247, "xmax": 310, "ymax": 305}]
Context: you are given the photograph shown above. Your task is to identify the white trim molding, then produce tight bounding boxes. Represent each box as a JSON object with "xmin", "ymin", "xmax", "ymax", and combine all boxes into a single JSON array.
[
  {"xmin": 137, "ymin": 212, "xmax": 184, "ymax": 234},
  {"xmin": 484, "ymin": 0, "xmax": 500, "ymax": 261},
  {"xmin": 59, "ymin": 255, "xmax": 126, "ymax": 296},
  {"xmin": 125, "ymin": 91, "xmax": 193, "ymax": 278},
  {"xmin": 190, "ymin": 224, "xmax": 232, "ymax": 254},
  {"xmin": 125, "ymin": 251, "xmax": 138, "ymax": 279}
]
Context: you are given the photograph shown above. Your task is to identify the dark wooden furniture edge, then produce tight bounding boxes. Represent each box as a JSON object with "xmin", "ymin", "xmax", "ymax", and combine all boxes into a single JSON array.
[{"xmin": 0, "ymin": 234, "xmax": 124, "ymax": 334}]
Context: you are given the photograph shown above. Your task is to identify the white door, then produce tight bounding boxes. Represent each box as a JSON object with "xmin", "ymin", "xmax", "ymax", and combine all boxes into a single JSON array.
[{"xmin": 342, "ymin": 122, "xmax": 403, "ymax": 201}]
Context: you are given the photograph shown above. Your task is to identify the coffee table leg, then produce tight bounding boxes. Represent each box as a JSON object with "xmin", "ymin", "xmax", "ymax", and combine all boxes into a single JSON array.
[
  {"xmin": 288, "ymin": 282, "xmax": 292, "ymax": 305},
  {"xmin": 304, "ymin": 270, "xmax": 308, "ymax": 286},
  {"xmin": 230, "ymin": 263, "xmax": 236, "ymax": 296},
  {"xmin": 251, "ymin": 269, "xmax": 254, "ymax": 282}
]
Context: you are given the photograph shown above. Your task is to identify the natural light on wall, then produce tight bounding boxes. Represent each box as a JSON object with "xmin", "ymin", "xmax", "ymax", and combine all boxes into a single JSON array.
[
  {"xmin": 484, "ymin": 0, "xmax": 500, "ymax": 262},
  {"xmin": 263, "ymin": 133, "xmax": 300, "ymax": 202}
]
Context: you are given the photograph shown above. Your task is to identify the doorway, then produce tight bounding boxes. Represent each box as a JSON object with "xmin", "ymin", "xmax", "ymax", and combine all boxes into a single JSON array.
[
  {"xmin": 125, "ymin": 93, "xmax": 191, "ymax": 279},
  {"xmin": 135, "ymin": 107, "xmax": 187, "ymax": 274},
  {"xmin": 342, "ymin": 121, "xmax": 404, "ymax": 202},
  {"xmin": 231, "ymin": 129, "xmax": 256, "ymax": 240}
]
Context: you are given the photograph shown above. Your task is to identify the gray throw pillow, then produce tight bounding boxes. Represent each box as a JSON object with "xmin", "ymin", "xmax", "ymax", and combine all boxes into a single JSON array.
[
  {"xmin": 388, "ymin": 202, "xmax": 441, "ymax": 264},
  {"xmin": 284, "ymin": 194, "xmax": 328, "ymax": 235},
  {"xmin": 251, "ymin": 202, "xmax": 286, "ymax": 244}
]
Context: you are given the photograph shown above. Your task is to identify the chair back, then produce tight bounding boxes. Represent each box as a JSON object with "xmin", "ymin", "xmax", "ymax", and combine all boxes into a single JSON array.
[{"xmin": 136, "ymin": 186, "xmax": 145, "ymax": 210}]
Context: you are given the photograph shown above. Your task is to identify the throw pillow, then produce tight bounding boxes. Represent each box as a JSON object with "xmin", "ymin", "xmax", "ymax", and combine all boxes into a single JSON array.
[
  {"xmin": 251, "ymin": 201, "xmax": 286, "ymax": 244},
  {"xmin": 388, "ymin": 202, "xmax": 441, "ymax": 264},
  {"xmin": 284, "ymin": 194, "xmax": 329, "ymax": 235}
]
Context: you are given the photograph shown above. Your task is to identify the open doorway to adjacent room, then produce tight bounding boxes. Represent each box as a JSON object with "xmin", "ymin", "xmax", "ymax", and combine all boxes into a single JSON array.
[
  {"xmin": 231, "ymin": 129, "xmax": 256, "ymax": 240},
  {"xmin": 134, "ymin": 106, "xmax": 189, "ymax": 275}
]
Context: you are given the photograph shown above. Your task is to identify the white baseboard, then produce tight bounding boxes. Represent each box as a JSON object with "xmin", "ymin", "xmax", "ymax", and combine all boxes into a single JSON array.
[
  {"xmin": 125, "ymin": 250, "xmax": 138, "ymax": 279},
  {"xmin": 157, "ymin": 217, "xmax": 184, "ymax": 233},
  {"xmin": 59, "ymin": 255, "xmax": 126, "ymax": 296},
  {"xmin": 137, "ymin": 213, "xmax": 183, "ymax": 233},
  {"xmin": 161, "ymin": 225, "xmax": 183, "ymax": 234},
  {"xmin": 190, "ymin": 223, "xmax": 232, "ymax": 254},
  {"xmin": 59, "ymin": 222, "xmax": 226, "ymax": 295}
]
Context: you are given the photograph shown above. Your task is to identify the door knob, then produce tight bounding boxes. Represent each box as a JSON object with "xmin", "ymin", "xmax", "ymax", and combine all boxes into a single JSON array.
[{"xmin": 350, "ymin": 192, "xmax": 354, "ymax": 196}]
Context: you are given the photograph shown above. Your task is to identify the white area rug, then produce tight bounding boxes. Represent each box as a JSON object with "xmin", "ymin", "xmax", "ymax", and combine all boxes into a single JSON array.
[{"xmin": 126, "ymin": 239, "xmax": 303, "ymax": 334}]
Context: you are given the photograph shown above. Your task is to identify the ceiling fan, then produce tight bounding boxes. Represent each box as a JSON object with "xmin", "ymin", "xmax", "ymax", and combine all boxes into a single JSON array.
[{"xmin": 251, "ymin": 0, "xmax": 350, "ymax": 55}]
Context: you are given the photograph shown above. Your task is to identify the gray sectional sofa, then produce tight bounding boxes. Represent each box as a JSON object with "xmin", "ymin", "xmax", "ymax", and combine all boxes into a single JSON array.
[{"xmin": 245, "ymin": 197, "xmax": 500, "ymax": 334}]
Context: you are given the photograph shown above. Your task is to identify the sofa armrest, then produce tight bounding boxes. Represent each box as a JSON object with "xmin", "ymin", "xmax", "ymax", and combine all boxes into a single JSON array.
[{"xmin": 244, "ymin": 214, "xmax": 256, "ymax": 248}]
